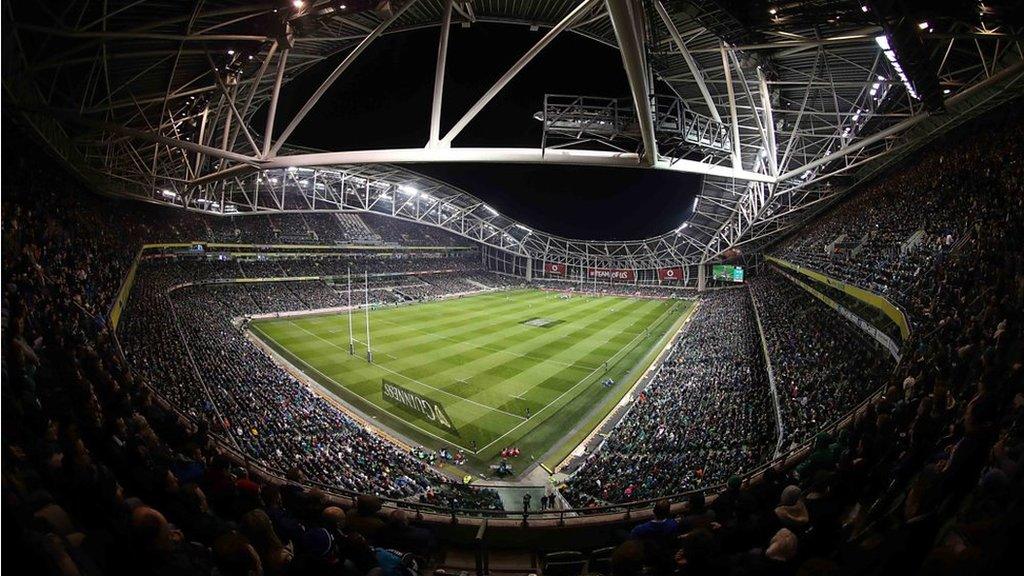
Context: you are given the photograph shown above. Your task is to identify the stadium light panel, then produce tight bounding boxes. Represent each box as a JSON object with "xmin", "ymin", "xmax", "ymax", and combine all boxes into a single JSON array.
[
  {"xmin": 693, "ymin": 197, "xmax": 700, "ymax": 212},
  {"xmin": 398, "ymin": 185, "xmax": 419, "ymax": 196},
  {"xmin": 484, "ymin": 204, "xmax": 498, "ymax": 216},
  {"xmin": 875, "ymin": 35, "xmax": 891, "ymax": 50},
  {"xmin": 514, "ymin": 224, "xmax": 532, "ymax": 234}
]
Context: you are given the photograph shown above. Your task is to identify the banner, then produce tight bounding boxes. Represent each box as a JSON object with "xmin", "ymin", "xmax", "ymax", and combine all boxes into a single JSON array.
[
  {"xmin": 382, "ymin": 380, "xmax": 458, "ymax": 435},
  {"xmin": 658, "ymin": 267, "xmax": 684, "ymax": 282},
  {"xmin": 587, "ymin": 268, "xmax": 636, "ymax": 282},
  {"xmin": 544, "ymin": 262, "xmax": 566, "ymax": 275}
]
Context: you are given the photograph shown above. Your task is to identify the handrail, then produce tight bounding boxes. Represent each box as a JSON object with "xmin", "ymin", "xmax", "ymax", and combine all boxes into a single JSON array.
[
  {"xmin": 765, "ymin": 255, "xmax": 911, "ymax": 340},
  {"xmin": 749, "ymin": 285, "xmax": 786, "ymax": 457}
]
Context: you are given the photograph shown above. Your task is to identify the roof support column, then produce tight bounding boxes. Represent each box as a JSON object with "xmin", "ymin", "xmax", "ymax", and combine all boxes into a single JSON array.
[
  {"xmin": 757, "ymin": 66, "xmax": 779, "ymax": 176},
  {"xmin": 720, "ymin": 43, "xmax": 742, "ymax": 170},
  {"xmin": 440, "ymin": 0, "xmax": 600, "ymax": 146},
  {"xmin": 262, "ymin": 49, "xmax": 289, "ymax": 158},
  {"xmin": 269, "ymin": 0, "xmax": 419, "ymax": 156},
  {"xmin": 428, "ymin": 0, "xmax": 454, "ymax": 148},
  {"xmin": 607, "ymin": 0, "xmax": 658, "ymax": 167},
  {"xmin": 653, "ymin": 0, "xmax": 721, "ymax": 124}
]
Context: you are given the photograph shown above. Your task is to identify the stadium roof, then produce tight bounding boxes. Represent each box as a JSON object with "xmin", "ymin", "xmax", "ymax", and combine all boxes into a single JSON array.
[{"xmin": 5, "ymin": 0, "xmax": 1023, "ymax": 266}]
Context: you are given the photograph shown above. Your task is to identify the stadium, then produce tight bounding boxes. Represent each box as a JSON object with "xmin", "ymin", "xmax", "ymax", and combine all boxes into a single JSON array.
[{"xmin": 2, "ymin": 0, "xmax": 1022, "ymax": 574}]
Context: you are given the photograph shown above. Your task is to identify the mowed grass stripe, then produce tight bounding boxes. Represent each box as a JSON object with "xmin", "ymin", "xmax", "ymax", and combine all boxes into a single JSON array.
[
  {"xmin": 265, "ymin": 294, "xmax": 670, "ymax": 444},
  {"xmin": 482, "ymin": 299, "xmax": 669, "ymax": 416},
  {"xmin": 390, "ymin": 297, "xmax": 659, "ymax": 409},
  {"xmin": 297, "ymin": 294, "xmax": 630, "ymax": 428},
  {"xmin": 252, "ymin": 290, "xmax": 683, "ymax": 460},
  {"xmin": 260, "ymin": 292, "xmax": 590, "ymax": 444}
]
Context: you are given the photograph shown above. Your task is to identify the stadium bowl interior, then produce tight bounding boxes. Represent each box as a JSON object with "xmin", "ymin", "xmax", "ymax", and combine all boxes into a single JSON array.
[{"xmin": 3, "ymin": 1, "xmax": 1023, "ymax": 575}]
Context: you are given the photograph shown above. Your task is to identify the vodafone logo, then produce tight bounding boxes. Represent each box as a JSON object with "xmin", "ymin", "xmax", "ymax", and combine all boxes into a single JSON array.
[{"xmin": 665, "ymin": 269, "xmax": 675, "ymax": 278}]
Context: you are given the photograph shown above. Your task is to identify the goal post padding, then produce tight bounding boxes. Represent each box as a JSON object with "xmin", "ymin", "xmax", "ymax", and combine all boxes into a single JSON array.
[{"xmin": 381, "ymin": 379, "xmax": 459, "ymax": 436}]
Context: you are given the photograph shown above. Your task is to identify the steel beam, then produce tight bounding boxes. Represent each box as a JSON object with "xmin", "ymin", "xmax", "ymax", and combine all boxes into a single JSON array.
[
  {"xmin": 757, "ymin": 66, "xmax": 778, "ymax": 176},
  {"xmin": 653, "ymin": 0, "xmax": 721, "ymax": 124},
  {"xmin": 440, "ymin": 0, "xmax": 601, "ymax": 146},
  {"xmin": 606, "ymin": 0, "xmax": 657, "ymax": 167},
  {"xmin": 428, "ymin": 0, "xmax": 454, "ymax": 147},
  {"xmin": 777, "ymin": 59, "xmax": 1024, "ymax": 182},
  {"xmin": 262, "ymin": 49, "xmax": 289, "ymax": 158},
  {"xmin": 269, "ymin": 0, "xmax": 419, "ymax": 156},
  {"xmin": 720, "ymin": 44, "xmax": 741, "ymax": 170},
  {"xmin": 256, "ymin": 146, "xmax": 775, "ymax": 181}
]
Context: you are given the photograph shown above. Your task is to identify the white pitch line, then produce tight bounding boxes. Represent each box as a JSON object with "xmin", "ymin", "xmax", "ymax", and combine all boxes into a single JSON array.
[
  {"xmin": 252, "ymin": 325, "xmax": 480, "ymax": 454},
  {"xmin": 287, "ymin": 321, "xmax": 527, "ymax": 422},
  {"xmin": 373, "ymin": 312, "xmax": 603, "ymax": 371},
  {"xmin": 477, "ymin": 301, "xmax": 682, "ymax": 454}
]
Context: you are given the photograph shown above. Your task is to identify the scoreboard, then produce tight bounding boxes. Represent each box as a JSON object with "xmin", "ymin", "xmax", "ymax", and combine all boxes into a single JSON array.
[{"xmin": 712, "ymin": 264, "xmax": 745, "ymax": 283}]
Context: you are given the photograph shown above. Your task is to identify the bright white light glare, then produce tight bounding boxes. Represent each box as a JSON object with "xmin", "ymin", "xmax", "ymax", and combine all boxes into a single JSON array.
[
  {"xmin": 286, "ymin": 166, "xmax": 297, "ymax": 172},
  {"xmin": 875, "ymin": 36, "xmax": 919, "ymax": 99},
  {"xmin": 943, "ymin": 88, "xmax": 951, "ymax": 94},
  {"xmin": 692, "ymin": 197, "xmax": 700, "ymax": 211},
  {"xmin": 769, "ymin": 8, "xmax": 777, "ymax": 15},
  {"xmin": 398, "ymin": 185, "xmax": 419, "ymax": 196},
  {"xmin": 292, "ymin": 0, "xmax": 304, "ymax": 8},
  {"xmin": 227, "ymin": 49, "xmax": 235, "ymax": 55},
  {"xmin": 918, "ymin": 22, "xmax": 929, "ymax": 30},
  {"xmin": 160, "ymin": 189, "xmax": 177, "ymax": 199},
  {"xmin": 861, "ymin": 5, "xmax": 869, "ymax": 12},
  {"xmin": 514, "ymin": 224, "xmax": 532, "ymax": 233},
  {"xmin": 484, "ymin": 204, "xmax": 498, "ymax": 216}
]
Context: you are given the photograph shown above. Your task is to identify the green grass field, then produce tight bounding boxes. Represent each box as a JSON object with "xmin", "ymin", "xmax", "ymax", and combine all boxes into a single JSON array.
[{"xmin": 250, "ymin": 289, "xmax": 691, "ymax": 475}]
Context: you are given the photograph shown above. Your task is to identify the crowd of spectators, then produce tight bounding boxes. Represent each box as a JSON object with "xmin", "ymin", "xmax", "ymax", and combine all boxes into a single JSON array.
[
  {"xmin": 4, "ymin": 99, "xmax": 1024, "ymax": 574},
  {"xmin": 594, "ymin": 104, "xmax": 1024, "ymax": 575},
  {"xmin": 2, "ymin": 155, "xmax": 504, "ymax": 576},
  {"xmin": 565, "ymin": 288, "xmax": 775, "ymax": 504},
  {"xmin": 532, "ymin": 278, "xmax": 694, "ymax": 298},
  {"xmin": 750, "ymin": 270, "xmax": 894, "ymax": 449},
  {"xmin": 1, "ymin": 134, "xmax": 514, "ymax": 575},
  {"xmin": 775, "ymin": 106, "xmax": 1024, "ymax": 323}
]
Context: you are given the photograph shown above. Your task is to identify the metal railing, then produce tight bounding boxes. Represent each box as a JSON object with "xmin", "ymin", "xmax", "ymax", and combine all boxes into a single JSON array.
[{"xmin": 538, "ymin": 94, "xmax": 731, "ymax": 155}]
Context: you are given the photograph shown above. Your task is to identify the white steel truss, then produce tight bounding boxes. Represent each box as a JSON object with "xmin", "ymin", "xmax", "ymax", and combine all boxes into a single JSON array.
[{"xmin": 4, "ymin": 0, "xmax": 1022, "ymax": 268}]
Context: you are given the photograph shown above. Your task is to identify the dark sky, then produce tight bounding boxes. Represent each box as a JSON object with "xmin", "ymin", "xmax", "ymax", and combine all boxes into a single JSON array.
[{"xmin": 266, "ymin": 22, "xmax": 700, "ymax": 239}]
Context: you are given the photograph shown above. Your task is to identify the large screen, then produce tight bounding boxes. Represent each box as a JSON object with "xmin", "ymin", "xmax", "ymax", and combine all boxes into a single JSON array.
[{"xmin": 712, "ymin": 264, "xmax": 745, "ymax": 283}]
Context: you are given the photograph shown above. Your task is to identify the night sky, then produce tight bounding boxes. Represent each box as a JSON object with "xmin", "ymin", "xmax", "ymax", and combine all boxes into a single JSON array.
[{"xmin": 265, "ymin": 22, "xmax": 701, "ymax": 239}]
